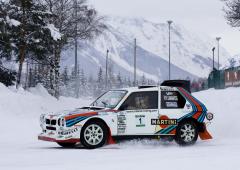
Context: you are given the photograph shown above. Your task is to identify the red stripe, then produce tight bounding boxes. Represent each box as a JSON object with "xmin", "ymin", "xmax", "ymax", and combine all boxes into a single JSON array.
[
  {"xmin": 178, "ymin": 88, "xmax": 202, "ymax": 112},
  {"xmin": 65, "ymin": 112, "xmax": 97, "ymax": 120},
  {"xmin": 38, "ymin": 136, "xmax": 80, "ymax": 143},
  {"xmin": 192, "ymin": 111, "xmax": 202, "ymax": 119}
]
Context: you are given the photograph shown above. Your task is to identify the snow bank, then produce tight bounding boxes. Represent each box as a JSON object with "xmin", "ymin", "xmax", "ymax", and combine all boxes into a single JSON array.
[
  {"xmin": 194, "ymin": 87, "xmax": 240, "ymax": 140},
  {"xmin": 0, "ymin": 83, "xmax": 91, "ymax": 118},
  {"xmin": 0, "ymin": 84, "xmax": 240, "ymax": 170}
]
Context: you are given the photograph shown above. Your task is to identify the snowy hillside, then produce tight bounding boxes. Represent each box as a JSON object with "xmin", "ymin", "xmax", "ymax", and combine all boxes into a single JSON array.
[
  {"xmin": 61, "ymin": 16, "xmax": 230, "ymax": 81},
  {"xmin": 0, "ymin": 83, "xmax": 240, "ymax": 170}
]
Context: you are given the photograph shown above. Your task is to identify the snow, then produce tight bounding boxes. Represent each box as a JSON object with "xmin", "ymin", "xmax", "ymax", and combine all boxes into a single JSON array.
[
  {"xmin": 6, "ymin": 16, "xmax": 21, "ymax": 27},
  {"xmin": 0, "ymin": 83, "xmax": 240, "ymax": 170},
  {"xmin": 46, "ymin": 24, "xmax": 61, "ymax": 41}
]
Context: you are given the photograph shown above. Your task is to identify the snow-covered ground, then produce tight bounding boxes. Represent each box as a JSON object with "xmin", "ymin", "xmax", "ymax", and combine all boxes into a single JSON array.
[{"xmin": 0, "ymin": 83, "xmax": 240, "ymax": 170}]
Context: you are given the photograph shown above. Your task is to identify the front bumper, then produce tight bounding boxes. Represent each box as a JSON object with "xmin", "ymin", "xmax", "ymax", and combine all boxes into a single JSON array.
[
  {"xmin": 38, "ymin": 125, "xmax": 82, "ymax": 143},
  {"xmin": 38, "ymin": 134, "xmax": 80, "ymax": 143}
]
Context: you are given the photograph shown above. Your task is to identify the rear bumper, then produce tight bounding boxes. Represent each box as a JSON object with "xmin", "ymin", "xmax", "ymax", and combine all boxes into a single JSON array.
[{"xmin": 38, "ymin": 134, "xmax": 80, "ymax": 143}]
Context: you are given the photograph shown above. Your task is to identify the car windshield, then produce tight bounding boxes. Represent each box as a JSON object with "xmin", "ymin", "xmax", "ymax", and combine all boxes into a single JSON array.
[{"xmin": 91, "ymin": 90, "xmax": 127, "ymax": 109}]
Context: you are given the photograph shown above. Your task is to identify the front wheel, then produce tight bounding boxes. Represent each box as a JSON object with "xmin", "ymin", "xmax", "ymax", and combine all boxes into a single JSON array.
[
  {"xmin": 81, "ymin": 121, "xmax": 108, "ymax": 149},
  {"xmin": 175, "ymin": 121, "xmax": 198, "ymax": 146}
]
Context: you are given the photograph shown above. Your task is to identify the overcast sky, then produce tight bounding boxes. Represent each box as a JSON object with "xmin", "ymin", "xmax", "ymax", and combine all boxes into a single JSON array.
[{"xmin": 90, "ymin": 0, "xmax": 240, "ymax": 56}]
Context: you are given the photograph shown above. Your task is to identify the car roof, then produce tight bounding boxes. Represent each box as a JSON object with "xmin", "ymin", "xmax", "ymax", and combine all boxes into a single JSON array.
[{"xmin": 111, "ymin": 86, "xmax": 177, "ymax": 93}]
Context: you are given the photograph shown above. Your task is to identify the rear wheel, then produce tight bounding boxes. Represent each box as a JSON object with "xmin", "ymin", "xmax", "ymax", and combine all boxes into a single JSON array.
[
  {"xmin": 175, "ymin": 121, "xmax": 198, "ymax": 146},
  {"xmin": 57, "ymin": 142, "xmax": 76, "ymax": 148},
  {"xmin": 81, "ymin": 121, "xmax": 108, "ymax": 149}
]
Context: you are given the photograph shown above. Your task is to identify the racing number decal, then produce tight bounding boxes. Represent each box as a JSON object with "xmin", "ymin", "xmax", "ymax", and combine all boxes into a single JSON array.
[{"xmin": 135, "ymin": 115, "xmax": 145, "ymax": 127}]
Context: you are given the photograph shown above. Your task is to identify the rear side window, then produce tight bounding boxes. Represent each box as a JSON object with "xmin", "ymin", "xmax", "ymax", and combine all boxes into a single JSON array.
[
  {"xmin": 161, "ymin": 91, "xmax": 186, "ymax": 109},
  {"xmin": 120, "ymin": 91, "xmax": 158, "ymax": 110}
]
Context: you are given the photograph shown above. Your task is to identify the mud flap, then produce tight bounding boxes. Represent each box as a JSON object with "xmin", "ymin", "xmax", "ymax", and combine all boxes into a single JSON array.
[
  {"xmin": 199, "ymin": 129, "xmax": 212, "ymax": 140},
  {"xmin": 107, "ymin": 128, "xmax": 116, "ymax": 144}
]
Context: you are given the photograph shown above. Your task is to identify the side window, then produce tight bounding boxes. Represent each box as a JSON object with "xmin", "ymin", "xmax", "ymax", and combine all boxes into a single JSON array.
[
  {"xmin": 120, "ymin": 91, "xmax": 158, "ymax": 110},
  {"xmin": 161, "ymin": 91, "xmax": 186, "ymax": 109}
]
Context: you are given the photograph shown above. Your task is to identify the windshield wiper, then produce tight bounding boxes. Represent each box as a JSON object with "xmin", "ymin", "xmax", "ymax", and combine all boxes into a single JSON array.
[
  {"xmin": 80, "ymin": 106, "xmax": 105, "ymax": 110},
  {"xmin": 101, "ymin": 101, "xmax": 108, "ymax": 107}
]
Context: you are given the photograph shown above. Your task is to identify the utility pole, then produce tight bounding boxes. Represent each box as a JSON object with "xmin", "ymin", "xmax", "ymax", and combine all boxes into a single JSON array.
[
  {"xmin": 74, "ymin": 0, "xmax": 78, "ymax": 98},
  {"xmin": 212, "ymin": 47, "xmax": 215, "ymax": 71},
  {"xmin": 167, "ymin": 20, "xmax": 173, "ymax": 80},
  {"xmin": 216, "ymin": 37, "xmax": 221, "ymax": 70},
  {"xmin": 105, "ymin": 49, "xmax": 109, "ymax": 89},
  {"xmin": 134, "ymin": 38, "xmax": 137, "ymax": 86}
]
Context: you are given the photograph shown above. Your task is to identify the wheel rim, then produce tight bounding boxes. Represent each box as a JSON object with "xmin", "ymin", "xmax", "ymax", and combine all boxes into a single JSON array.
[
  {"xmin": 84, "ymin": 124, "xmax": 104, "ymax": 146},
  {"xmin": 180, "ymin": 124, "xmax": 196, "ymax": 143}
]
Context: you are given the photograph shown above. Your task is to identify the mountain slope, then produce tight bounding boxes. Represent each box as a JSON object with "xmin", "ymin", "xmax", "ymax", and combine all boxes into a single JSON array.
[{"xmin": 61, "ymin": 16, "xmax": 230, "ymax": 81}]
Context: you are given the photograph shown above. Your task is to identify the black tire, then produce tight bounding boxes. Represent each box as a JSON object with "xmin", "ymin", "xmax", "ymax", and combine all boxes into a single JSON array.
[
  {"xmin": 80, "ymin": 121, "xmax": 108, "ymax": 149},
  {"xmin": 175, "ymin": 120, "xmax": 198, "ymax": 146},
  {"xmin": 57, "ymin": 142, "xmax": 76, "ymax": 148}
]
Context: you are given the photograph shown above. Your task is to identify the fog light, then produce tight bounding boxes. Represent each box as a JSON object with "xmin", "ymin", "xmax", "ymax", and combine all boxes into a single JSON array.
[{"xmin": 206, "ymin": 112, "xmax": 213, "ymax": 121}]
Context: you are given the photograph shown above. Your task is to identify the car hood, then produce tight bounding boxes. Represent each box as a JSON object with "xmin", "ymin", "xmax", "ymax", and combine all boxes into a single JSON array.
[{"xmin": 44, "ymin": 107, "xmax": 106, "ymax": 119}]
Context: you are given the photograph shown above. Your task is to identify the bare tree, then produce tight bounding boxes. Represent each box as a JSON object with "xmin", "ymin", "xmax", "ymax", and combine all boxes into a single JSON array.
[
  {"xmin": 223, "ymin": 0, "xmax": 240, "ymax": 27},
  {"xmin": 42, "ymin": 0, "xmax": 106, "ymax": 98}
]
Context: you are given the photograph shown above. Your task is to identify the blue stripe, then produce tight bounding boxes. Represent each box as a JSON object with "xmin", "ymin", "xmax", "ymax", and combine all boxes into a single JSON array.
[
  {"xmin": 66, "ymin": 117, "xmax": 88, "ymax": 127},
  {"xmin": 155, "ymin": 111, "xmax": 196, "ymax": 134},
  {"xmin": 66, "ymin": 116, "xmax": 88, "ymax": 124},
  {"xmin": 199, "ymin": 112, "xmax": 206, "ymax": 122},
  {"xmin": 178, "ymin": 88, "xmax": 197, "ymax": 112},
  {"xmin": 163, "ymin": 125, "xmax": 177, "ymax": 134},
  {"xmin": 197, "ymin": 112, "xmax": 204, "ymax": 122},
  {"xmin": 179, "ymin": 88, "xmax": 207, "ymax": 122}
]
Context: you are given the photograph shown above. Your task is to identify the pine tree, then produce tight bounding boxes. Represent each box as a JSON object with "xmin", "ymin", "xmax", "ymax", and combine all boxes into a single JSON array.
[
  {"xmin": 61, "ymin": 67, "xmax": 69, "ymax": 86},
  {"xmin": 96, "ymin": 67, "xmax": 104, "ymax": 96},
  {"xmin": 0, "ymin": 0, "xmax": 59, "ymax": 90}
]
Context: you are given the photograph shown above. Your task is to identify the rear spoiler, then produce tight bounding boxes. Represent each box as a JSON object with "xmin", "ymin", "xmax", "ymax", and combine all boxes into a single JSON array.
[{"xmin": 161, "ymin": 80, "xmax": 191, "ymax": 93}]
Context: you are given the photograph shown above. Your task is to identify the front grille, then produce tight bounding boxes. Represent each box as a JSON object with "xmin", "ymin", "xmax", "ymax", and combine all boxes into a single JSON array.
[
  {"xmin": 51, "ymin": 120, "xmax": 56, "ymax": 125},
  {"xmin": 46, "ymin": 126, "xmax": 56, "ymax": 131},
  {"xmin": 46, "ymin": 119, "xmax": 50, "ymax": 124},
  {"xmin": 45, "ymin": 119, "xmax": 56, "ymax": 125}
]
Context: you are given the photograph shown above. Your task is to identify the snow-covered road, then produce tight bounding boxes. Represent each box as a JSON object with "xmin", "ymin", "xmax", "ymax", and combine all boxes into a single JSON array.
[{"xmin": 0, "ymin": 84, "xmax": 240, "ymax": 170}]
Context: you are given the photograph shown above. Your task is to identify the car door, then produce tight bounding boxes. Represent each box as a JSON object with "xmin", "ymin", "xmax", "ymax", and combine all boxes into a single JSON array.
[
  {"xmin": 117, "ymin": 91, "xmax": 159, "ymax": 135},
  {"xmin": 154, "ymin": 87, "xmax": 187, "ymax": 134}
]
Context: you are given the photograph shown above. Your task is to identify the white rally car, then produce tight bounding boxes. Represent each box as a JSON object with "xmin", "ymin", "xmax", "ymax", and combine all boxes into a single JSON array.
[{"xmin": 38, "ymin": 85, "xmax": 213, "ymax": 149}]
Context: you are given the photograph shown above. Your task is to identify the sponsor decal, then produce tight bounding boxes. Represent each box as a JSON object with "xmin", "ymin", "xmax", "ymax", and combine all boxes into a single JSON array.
[
  {"xmin": 58, "ymin": 127, "xmax": 78, "ymax": 135},
  {"xmin": 160, "ymin": 86, "xmax": 176, "ymax": 91},
  {"xmin": 117, "ymin": 113, "xmax": 126, "ymax": 134},
  {"xmin": 135, "ymin": 115, "xmax": 145, "ymax": 127},
  {"xmin": 151, "ymin": 119, "xmax": 177, "ymax": 125},
  {"xmin": 48, "ymin": 131, "xmax": 55, "ymax": 136},
  {"xmin": 126, "ymin": 109, "xmax": 157, "ymax": 113},
  {"xmin": 98, "ymin": 112, "xmax": 109, "ymax": 116},
  {"xmin": 186, "ymin": 104, "xmax": 191, "ymax": 109},
  {"xmin": 161, "ymin": 91, "xmax": 180, "ymax": 108}
]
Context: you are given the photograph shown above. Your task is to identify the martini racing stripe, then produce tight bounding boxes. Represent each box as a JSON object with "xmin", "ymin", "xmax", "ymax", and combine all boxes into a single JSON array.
[
  {"xmin": 66, "ymin": 116, "xmax": 88, "ymax": 127},
  {"xmin": 156, "ymin": 88, "xmax": 208, "ymax": 135},
  {"xmin": 178, "ymin": 87, "xmax": 207, "ymax": 121},
  {"xmin": 65, "ymin": 112, "xmax": 98, "ymax": 127},
  {"xmin": 156, "ymin": 111, "xmax": 197, "ymax": 134}
]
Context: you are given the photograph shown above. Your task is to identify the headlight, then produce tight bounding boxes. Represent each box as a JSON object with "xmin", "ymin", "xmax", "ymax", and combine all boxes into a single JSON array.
[
  {"xmin": 206, "ymin": 112, "xmax": 214, "ymax": 121},
  {"xmin": 58, "ymin": 118, "xmax": 65, "ymax": 127},
  {"xmin": 40, "ymin": 114, "xmax": 45, "ymax": 123}
]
